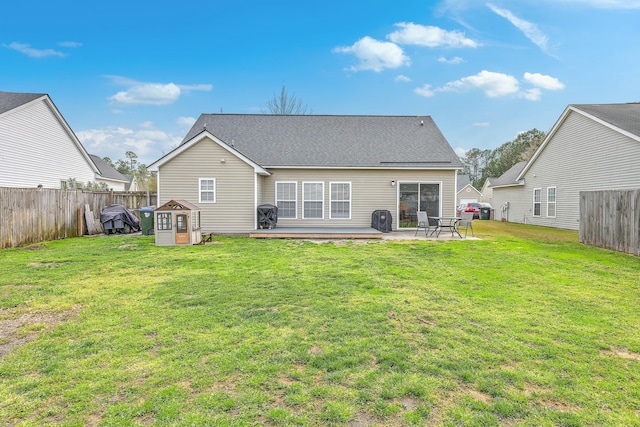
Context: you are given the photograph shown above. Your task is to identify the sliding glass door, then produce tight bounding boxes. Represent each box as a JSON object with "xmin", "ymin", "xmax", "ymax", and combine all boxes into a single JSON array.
[{"xmin": 399, "ymin": 183, "xmax": 440, "ymax": 228}]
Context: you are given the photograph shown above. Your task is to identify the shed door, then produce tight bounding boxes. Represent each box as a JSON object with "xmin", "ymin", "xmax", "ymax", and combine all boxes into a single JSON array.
[{"xmin": 175, "ymin": 214, "xmax": 189, "ymax": 244}]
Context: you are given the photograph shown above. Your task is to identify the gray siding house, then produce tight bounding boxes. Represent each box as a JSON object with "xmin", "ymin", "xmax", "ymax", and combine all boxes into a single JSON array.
[
  {"xmin": 491, "ymin": 103, "xmax": 640, "ymax": 230},
  {"xmin": 149, "ymin": 114, "xmax": 464, "ymax": 233}
]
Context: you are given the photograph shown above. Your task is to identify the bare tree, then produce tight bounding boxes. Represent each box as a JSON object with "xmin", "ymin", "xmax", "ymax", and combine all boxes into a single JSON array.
[{"xmin": 261, "ymin": 86, "xmax": 311, "ymax": 115}]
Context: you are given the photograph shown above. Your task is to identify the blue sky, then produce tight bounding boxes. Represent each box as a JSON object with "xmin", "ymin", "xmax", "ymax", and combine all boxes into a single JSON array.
[{"xmin": 3, "ymin": 0, "xmax": 640, "ymax": 164}]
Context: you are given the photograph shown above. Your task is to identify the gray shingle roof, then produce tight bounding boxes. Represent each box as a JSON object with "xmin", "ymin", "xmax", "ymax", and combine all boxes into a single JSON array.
[
  {"xmin": 571, "ymin": 103, "xmax": 640, "ymax": 138},
  {"xmin": 0, "ymin": 91, "xmax": 45, "ymax": 115},
  {"xmin": 182, "ymin": 114, "xmax": 463, "ymax": 169},
  {"xmin": 489, "ymin": 161, "xmax": 527, "ymax": 187}
]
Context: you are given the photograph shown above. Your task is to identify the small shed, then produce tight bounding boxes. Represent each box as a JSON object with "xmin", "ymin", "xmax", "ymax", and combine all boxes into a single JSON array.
[{"xmin": 154, "ymin": 200, "xmax": 202, "ymax": 246}]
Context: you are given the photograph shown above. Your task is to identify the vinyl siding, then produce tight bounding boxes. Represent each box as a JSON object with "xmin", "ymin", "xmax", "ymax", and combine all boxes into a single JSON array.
[
  {"xmin": 0, "ymin": 99, "xmax": 96, "ymax": 188},
  {"xmin": 157, "ymin": 137, "xmax": 257, "ymax": 233},
  {"xmin": 491, "ymin": 185, "xmax": 529, "ymax": 223},
  {"xmin": 262, "ymin": 169, "xmax": 458, "ymax": 229},
  {"xmin": 522, "ymin": 111, "xmax": 640, "ymax": 230}
]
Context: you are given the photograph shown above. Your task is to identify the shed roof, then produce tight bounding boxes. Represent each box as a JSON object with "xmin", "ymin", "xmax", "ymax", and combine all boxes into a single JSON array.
[
  {"xmin": 156, "ymin": 199, "xmax": 200, "ymax": 211},
  {"xmin": 0, "ymin": 91, "xmax": 45, "ymax": 115},
  {"xmin": 180, "ymin": 114, "xmax": 463, "ymax": 169}
]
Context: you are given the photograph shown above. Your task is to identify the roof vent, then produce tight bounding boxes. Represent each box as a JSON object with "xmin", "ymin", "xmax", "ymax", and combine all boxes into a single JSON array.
[{"xmin": 420, "ymin": 120, "xmax": 424, "ymax": 126}]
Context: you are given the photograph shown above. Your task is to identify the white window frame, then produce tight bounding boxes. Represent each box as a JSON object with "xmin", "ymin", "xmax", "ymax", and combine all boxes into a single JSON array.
[
  {"xmin": 302, "ymin": 181, "xmax": 324, "ymax": 219},
  {"xmin": 330, "ymin": 182, "xmax": 351, "ymax": 219},
  {"xmin": 533, "ymin": 188, "xmax": 541, "ymax": 217},
  {"xmin": 275, "ymin": 181, "xmax": 298, "ymax": 219},
  {"xmin": 157, "ymin": 212, "xmax": 172, "ymax": 230},
  {"xmin": 199, "ymin": 178, "xmax": 216, "ymax": 203},
  {"xmin": 547, "ymin": 187, "xmax": 557, "ymax": 218}
]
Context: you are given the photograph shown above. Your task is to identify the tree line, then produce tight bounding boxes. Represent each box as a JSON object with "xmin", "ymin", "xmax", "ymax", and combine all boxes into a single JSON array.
[
  {"xmin": 102, "ymin": 151, "xmax": 156, "ymax": 191},
  {"xmin": 461, "ymin": 128, "xmax": 546, "ymax": 190}
]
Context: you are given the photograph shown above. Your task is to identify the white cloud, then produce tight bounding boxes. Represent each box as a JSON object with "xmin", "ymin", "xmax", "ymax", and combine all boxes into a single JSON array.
[
  {"xmin": 414, "ymin": 84, "xmax": 435, "ymax": 98},
  {"xmin": 487, "ymin": 4, "xmax": 550, "ymax": 54},
  {"xmin": 58, "ymin": 41, "xmax": 82, "ymax": 48},
  {"xmin": 438, "ymin": 56, "xmax": 464, "ymax": 64},
  {"xmin": 437, "ymin": 70, "xmax": 520, "ymax": 97},
  {"xmin": 177, "ymin": 116, "xmax": 197, "ymax": 129},
  {"xmin": 77, "ymin": 123, "xmax": 182, "ymax": 165},
  {"xmin": 105, "ymin": 76, "xmax": 212, "ymax": 106},
  {"xmin": 388, "ymin": 22, "xmax": 479, "ymax": 48},
  {"xmin": 455, "ymin": 147, "xmax": 468, "ymax": 157},
  {"xmin": 395, "ymin": 75, "xmax": 412, "ymax": 83},
  {"xmin": 520, "ymin": 88, "xmax": 542, "ymax": 101},
  {"xmin": 333, "ymin": 36, "xmax": 410, "ymax": 72},
  {"xmin": 4, "ymin": 42, "xmax": 67, "ymax": 58},
  {"xmin": 523, "ymin": 72, "xmax": 565, "ymax": 90}
]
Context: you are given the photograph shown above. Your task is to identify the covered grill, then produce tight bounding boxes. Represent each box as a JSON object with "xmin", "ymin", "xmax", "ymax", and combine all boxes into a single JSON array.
[
  {"xmin": 257, "ymin": 204, "xmax": 278, "ymax": 229},
  {"xmin": 100, "ymin": 204, "xmax": 140, "ymax": 234},
  {"xmin": 371, "ymin": 210, "xmax": 392, "ymax": 232}
]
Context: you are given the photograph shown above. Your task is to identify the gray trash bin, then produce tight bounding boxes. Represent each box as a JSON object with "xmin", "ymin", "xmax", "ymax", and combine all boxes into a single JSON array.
[{"xmin": 480, "ymin": 207, "xmax": 491, "ymax": 220}]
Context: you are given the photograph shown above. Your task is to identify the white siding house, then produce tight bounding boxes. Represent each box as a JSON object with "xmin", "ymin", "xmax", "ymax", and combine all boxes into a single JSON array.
[
  {"xmin": 0, "ymin": 92, "xmax": 98, "ymax": 188},
  {"xmin": 491, "ymin": 103, "xmax": 640, "ymax": 230},
  {"xmin": 0, "ymin": 91, "xmax": 126, "ymax": 190},
  {"xmin": 149, "ymin": 114, "xmax": 464, "ymax": 234}
]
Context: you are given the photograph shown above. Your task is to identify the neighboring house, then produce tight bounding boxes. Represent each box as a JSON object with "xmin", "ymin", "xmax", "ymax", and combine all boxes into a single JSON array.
[
  {"xmin": 0, "ymin": 91, "xmax": 99, "ymax": 188},
  {"xmin": 491, "ymin": 103, "xmax": 640, "ymax": 230},
  {"xmin": 123, "ymin": 175, "xmax": 140, "ymax": 191},
  {"xmin": 486, "ymin": 161, "xmax": 527, "ymax": 222},
  {"xmin": 89, "ymin": 155, "xmax": 129, "ymax": 190},
  {"xmin": 480, "ymin": 177, "xmax": 495, "ymax": 206},
  {"xmin": 149, "ymin": 114, "xmax": 464, "ymax": 233},
  {"xmin": 456, "ymin": 175, "xmax": 482, "ymax": 206},
  {"xmin": 0, "ymin": 91, "xmax": 125, "ymax": 190}
]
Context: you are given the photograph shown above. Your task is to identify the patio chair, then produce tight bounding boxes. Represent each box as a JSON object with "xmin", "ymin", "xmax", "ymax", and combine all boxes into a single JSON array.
[
  {"xmin": 459, "ymin": 211, "xmax": 474, "ymax": 238},
  {"xmin": 415, "ymin": 211, "xmax": 437, "ymax": 237}
]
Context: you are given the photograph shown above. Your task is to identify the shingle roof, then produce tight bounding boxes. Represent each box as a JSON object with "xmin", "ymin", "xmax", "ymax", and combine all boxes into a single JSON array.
[
  {"xmin": 489, "ymin": 161, "xmax": 527, "ymax": 187},
  {"xmin": 0, "ymin": 91, "xmax": 45, "ymax": 115},
  {"xmin": 571, "ymin": 103, "xmax": 640, "ymax": 138},
  {"xmin": 89, "ymin": 155, "xmax": 127, "ymax": 181},
  {"xmin": 181, "ymin": 114, "xmax": 463, "ymax": 169},
  {"xmin": 457, "ymin": 174, "xmax": 471, "ymax": 191}
]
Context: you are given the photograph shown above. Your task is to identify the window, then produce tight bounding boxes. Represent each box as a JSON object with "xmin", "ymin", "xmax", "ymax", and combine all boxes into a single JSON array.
[
  {"xmin": 330, "ymin": 182, "xmax": 351, "ymax": 219},
  {"xmin": 157, "ymin": 213, "xmax": 172, "ymax": 230},
  {"xmin": 547, "ymin": 187, "xmax": 556, "ymax": 218},
  {"xmin": 199, "ymin": 178, "xmax": 216, "ymax": 203},
  {"xmin": 399, "ymin": 182, "xmax": 440, "ymax": 228},
  {"xmin": 276, "ymin": 182, "xmax": 297, "ymax": 219},
  {"xmin": 533, "ymin": 188, "xmax": 541, "ymax": 216},
  {"xmin": 303, "ymin": 182, "xmax": 324, "ymax": 219}
]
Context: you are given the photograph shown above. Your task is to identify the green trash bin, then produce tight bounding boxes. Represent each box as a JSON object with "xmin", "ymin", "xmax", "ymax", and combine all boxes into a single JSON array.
[
  {"xmin": 480, "ymin": 207, "xmax": 491, "ymax": 220},
  {"xmin": 140, "ymin": 207, "xmax": 154, "ymax": 235}
]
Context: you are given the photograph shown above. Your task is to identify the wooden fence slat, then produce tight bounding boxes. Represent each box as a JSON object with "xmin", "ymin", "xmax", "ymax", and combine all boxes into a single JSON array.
[
  {"xmin": 0, "ymin": 188, "xmax": 156, "ymax": 248},
  {"xmin": 580, "ymin": 189, "xmax": 640, "ymax": 256}
]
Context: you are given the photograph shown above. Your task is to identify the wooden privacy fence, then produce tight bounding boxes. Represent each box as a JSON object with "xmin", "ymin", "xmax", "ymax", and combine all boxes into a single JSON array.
[
  {"xmin": 579, "ymin": 189, "xmax": 640, "ymax": 256},
  {"xmin": 0, "ymin": 188, "xmax": 156, "ymax": 249}
]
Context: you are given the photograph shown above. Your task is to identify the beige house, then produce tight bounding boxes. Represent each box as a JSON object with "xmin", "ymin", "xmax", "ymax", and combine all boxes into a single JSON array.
[
  {"xmin": 149, "ymin": 114, "xmax": 464, "ymax": 234},
  {"xmin": 491, "ymin": 103, "xmax": 640, "ymax": 230},
  {"xmin": 456, "ymin": 175, "xmax": 482, "ymax": 207}
]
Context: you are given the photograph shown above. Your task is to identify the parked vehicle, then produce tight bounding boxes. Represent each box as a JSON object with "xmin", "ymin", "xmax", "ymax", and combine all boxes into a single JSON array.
[{"xmin": 457, "ymin": 202, "xmax": 482, "ymax": 219}]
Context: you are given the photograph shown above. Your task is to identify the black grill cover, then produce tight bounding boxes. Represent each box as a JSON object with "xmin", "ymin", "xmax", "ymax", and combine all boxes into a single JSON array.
[
  {"xmin": 100, "ymin": 204, "xmax": 141, "ymax": 232},
  {"xmin": 257, "ymin": 204, "xmax": 278, "ymax": 229},
  {"xmin": 372, "ymin": 210, "xmax": 392, "ymax": 232}
]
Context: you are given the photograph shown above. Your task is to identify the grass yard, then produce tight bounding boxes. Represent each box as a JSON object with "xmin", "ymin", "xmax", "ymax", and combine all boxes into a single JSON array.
[{"xmin": 0, "ymin": 221, "xmax": 639, "ymax": 426}]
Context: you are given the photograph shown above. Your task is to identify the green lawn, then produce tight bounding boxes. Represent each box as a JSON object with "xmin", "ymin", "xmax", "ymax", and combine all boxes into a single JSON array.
[{"xmin": 0, "ymin": 222, "xmax": 639, "ymax": 426}]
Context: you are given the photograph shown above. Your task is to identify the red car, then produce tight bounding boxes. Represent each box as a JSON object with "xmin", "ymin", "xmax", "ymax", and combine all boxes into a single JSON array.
[{"xmin": 457, "ymin": 202, "xmax": 482, "ymax": 219}]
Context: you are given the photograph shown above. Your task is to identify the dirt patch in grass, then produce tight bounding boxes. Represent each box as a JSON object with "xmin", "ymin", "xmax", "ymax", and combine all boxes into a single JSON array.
[
  {"xmin": 0, "ymin": 308, "xmax": 78, "ymax": 359},
  {"xmin": 601, "ymin": 347, "xmax": 640, "ymax": 361}
]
